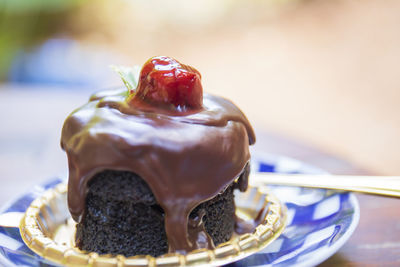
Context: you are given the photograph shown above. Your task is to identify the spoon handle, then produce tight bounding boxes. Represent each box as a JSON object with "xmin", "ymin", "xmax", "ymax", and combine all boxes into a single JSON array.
[{"xmin": 250, "ymin": 173, "xmax": 400, "ymax": 198}]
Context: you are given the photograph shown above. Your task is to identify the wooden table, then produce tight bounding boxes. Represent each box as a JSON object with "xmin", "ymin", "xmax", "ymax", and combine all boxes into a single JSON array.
[{"xmin": 0, "ymin": 85, "xmax": 399, "ymax": 266}]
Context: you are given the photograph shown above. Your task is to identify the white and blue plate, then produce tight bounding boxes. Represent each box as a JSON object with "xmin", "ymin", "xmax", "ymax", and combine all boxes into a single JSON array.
[{"xmin": 0, "ymin": 154, "xmax": 359, "ymax": 267}]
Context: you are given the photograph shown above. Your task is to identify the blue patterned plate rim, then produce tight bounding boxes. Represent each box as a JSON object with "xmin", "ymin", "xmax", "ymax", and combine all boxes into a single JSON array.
[
  {"xmin": 275, "ymin": 194, "xmax": 359, "ymax": 267},
  {"xmin": 0, "ymin": 153, "xmax": 360, "ymax": 267}
]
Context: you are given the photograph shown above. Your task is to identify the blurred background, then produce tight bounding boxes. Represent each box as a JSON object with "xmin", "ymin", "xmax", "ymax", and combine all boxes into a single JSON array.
[{"xmin": 1, "ymin": 0, "xmax": 400, "ymax": 200}]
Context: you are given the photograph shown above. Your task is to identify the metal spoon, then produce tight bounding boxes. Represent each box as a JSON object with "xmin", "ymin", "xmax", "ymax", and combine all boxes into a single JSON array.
[{"xmin": 251, "ymin": 172, "xmax": 400, "ymax": 198}]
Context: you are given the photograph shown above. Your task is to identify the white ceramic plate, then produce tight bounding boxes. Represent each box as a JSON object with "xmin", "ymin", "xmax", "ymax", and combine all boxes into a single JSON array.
[{"xmin": 0, "ymin": 153, "xmax": 359, "ymax": 267}]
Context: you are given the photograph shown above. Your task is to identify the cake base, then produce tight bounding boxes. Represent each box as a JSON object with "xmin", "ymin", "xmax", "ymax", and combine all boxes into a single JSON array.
[
  {"xmin": 20, "ymin": 182, "xmax": 286, "ymax": 267},
  {"xmin": 75, "ymin": 170, "xmax": 235, "ymax": 257}
]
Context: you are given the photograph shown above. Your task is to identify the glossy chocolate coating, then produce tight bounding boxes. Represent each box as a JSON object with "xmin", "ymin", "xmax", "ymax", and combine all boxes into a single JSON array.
[{"xmin": 61, "ymin": 87, "xmax": 255, "ymax": 253}]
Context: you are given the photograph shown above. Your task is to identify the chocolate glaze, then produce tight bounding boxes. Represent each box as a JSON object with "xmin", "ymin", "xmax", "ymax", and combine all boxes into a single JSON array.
[
  {"xmin": 61, "ymin": 87, "xmax": 255, "ymax": 254},
  {"xmin": 188, "ymin": 209, "xmax": 214, "ymax": 250},
  {"xmin": 235, "ymin": 202, "xmax": 269, "ymax": 235}
]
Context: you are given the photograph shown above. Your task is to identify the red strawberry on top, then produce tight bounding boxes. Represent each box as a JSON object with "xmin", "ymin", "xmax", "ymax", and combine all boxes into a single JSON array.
[{"xmin": 129, "ymin": 56, "xmax": 203, "ymax": 114}]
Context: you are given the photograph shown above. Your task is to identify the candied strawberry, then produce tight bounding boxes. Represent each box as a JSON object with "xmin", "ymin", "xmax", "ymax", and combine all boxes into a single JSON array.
[{"xmin": 130, "ymin": 56, "xmax": 203, "ymax": 112}]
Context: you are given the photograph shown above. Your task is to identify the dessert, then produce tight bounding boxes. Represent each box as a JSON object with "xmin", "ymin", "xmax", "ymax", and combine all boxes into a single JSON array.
[{"xmin": 61, "ymin": 56, "xmax": 256, "ymax": 257}]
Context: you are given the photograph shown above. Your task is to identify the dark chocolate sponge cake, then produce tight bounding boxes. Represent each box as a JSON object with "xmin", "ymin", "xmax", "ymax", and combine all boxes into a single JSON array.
[
  {"xmin": 75, "ymin": 170, "xmax": 241, "ymax": 256},
  {"xmin": 61, "ymin": 56, "xmax": 255, "ymax": 256}
]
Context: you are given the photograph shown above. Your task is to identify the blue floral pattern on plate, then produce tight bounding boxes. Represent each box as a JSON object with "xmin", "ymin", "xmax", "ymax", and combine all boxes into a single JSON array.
[{"xmin": 0, "ymin": 154, "xmax": 359, "ymax": 267}]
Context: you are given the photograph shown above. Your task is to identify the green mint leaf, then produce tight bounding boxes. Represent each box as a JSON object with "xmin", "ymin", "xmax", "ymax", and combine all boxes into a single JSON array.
[{"xmin": 110, "ymin": 65, "xmax": 140, "ymax": 91}]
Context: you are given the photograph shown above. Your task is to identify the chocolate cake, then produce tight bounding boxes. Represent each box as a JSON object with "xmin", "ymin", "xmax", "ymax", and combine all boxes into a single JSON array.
[{"xmin": 61, "ymin": 56, "xmax": 255, "ymax": 256}]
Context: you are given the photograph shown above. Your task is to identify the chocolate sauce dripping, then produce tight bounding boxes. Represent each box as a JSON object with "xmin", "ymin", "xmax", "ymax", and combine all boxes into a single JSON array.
[
  {"xmin": 187, "ymin": 209, "xmax": 214, "ymax": 251},
  {"xmin": 235, "ymin": 204, "xmax": 269, "ymax": 235},
  {"xmin": 61, "ymin": 88, "xmax": 255, "ymax": 253}
]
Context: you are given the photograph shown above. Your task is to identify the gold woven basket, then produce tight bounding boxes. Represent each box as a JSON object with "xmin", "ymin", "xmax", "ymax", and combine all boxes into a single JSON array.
[{"xmin": 19, "ymin": 184, "xmax": 286, "ymax": 267}]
